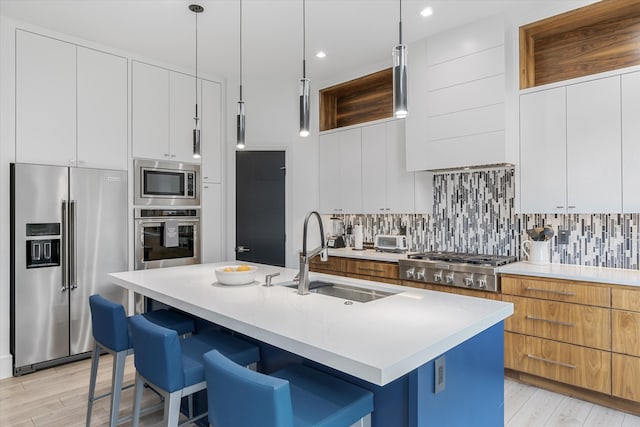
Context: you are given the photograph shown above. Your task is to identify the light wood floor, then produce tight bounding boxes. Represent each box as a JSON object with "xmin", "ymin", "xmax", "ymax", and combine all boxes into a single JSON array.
[{"xmin": 2, "ymin": 355, "xmax": 640, "ymax": 426}]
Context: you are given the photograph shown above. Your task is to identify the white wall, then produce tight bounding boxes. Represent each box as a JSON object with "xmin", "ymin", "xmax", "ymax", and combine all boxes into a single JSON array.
[{"xmin": 224, "ymin": 73, "xmax": 320, "ymax": 268}]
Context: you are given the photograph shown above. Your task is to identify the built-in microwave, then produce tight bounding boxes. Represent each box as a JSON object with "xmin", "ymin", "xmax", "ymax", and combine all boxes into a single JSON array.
[{"xmin": 134, "ymin": 159, "xmax": 199, "ymax": 206}]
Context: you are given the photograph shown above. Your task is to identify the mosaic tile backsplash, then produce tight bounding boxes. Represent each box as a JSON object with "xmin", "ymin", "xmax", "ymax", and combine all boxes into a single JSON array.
[{"xmin": 331, "ymin": 168, "xmax": 639, "ymax": 270}]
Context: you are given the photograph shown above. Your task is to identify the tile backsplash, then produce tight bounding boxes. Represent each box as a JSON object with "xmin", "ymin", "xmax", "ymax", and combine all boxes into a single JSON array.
[{"xmin": 334, "ymin": 168, "xmax": 639, "ymax": 270}]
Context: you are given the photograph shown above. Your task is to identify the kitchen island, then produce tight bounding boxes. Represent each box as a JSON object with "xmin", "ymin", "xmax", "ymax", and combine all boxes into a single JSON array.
[{"xmin": 110, "ymin": 262, "xmax": 513, "ymax": 426}]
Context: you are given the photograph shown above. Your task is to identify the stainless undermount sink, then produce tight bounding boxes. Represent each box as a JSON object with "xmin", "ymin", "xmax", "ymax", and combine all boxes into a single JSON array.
[{"xmin": 287, "ymin": 280, "xmax": 397, "ymax": 303}]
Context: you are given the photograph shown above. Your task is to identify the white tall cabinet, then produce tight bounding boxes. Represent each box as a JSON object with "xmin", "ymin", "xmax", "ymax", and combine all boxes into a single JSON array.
[
  {"xmin": 622, "ymin": 71, "xmax": 640, "ymax": 213},
  {"xmin": 319, "ymin": 128, "xmax": 362, "ymax": 213},
  {"xmin": 15, "ymin": 30, "xmax": 127, "ymax": 170},
  {"xmin": 520, "ymin": 76, "xmax": 622, "ymax": 213}
]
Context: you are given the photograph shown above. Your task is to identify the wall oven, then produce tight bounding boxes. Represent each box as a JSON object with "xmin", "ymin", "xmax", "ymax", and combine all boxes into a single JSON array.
[
  {"xmin": 134, "ymin": 159, "xmax": 199, "ymax": 206},
  {"xmin": 134, "ymin": 208, "xmax": 200, "ymax": 270}
]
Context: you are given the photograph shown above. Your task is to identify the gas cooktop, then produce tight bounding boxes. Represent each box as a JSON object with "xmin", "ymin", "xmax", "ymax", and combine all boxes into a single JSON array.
[{"xmin": 407, "ymin": 251, "xmax": 517, "ymax": 267}]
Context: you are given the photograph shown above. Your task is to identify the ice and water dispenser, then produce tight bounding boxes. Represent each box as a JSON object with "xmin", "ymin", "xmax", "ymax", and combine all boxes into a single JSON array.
[{"xmin": 25, "ymin": 223, "xmax": 60, "ymax": 268}]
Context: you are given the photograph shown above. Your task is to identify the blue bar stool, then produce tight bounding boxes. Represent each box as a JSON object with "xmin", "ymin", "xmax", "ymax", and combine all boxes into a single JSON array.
[
  {"xmin": 86, "ymin": 294, "xmax": 196, "ymax": 427},
  {"xmin": 203, "ymin": 350, "xmax": 374, "ymax": 427},
  {"xmin": 129, "ymin": 314, "xmax": 260, "ymax": 427}
]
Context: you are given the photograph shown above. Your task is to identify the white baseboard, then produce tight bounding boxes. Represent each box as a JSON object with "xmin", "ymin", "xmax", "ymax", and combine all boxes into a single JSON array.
[{"xmin": 0, "ymin": 353, "xmax": 13, "ymax": 379}]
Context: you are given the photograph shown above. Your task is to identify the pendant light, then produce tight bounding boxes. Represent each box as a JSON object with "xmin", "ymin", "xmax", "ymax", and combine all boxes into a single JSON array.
[
  {"xmin": 237, "ymin": 0, "xmax": 246, "ymax": 149},
  {"xmin": 299, "ymin": 0, "xmax": 310, "ymax": 137},
  {"xmin": 393, "ymin": 0, "xmax": 408, "ymax": 118},
  {"xmin": 189, "ymin": 4, "xmax": 203, "ymax": 159}
]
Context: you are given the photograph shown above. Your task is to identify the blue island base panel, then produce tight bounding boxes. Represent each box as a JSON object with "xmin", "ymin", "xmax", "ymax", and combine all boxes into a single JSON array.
[{"xmin": 409, "ymin": 322, "xmax": 505, "ymax": 427}]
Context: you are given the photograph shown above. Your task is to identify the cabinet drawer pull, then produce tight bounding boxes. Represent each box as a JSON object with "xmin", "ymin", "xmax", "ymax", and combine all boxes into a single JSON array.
[
  {"xmin": 527, "ymin": 354, "xmax": 576, "ymax": 369},
  {"xmin": 358, "ymin": 267, "xmax": 385, "ymax": 273},
  {"xmin": 526, "ymin": 315, "xmax": 576, "ymax": 327},
  {"xmin": 524, "ymin": 287, "xmax": 576, "ymax": 297}
]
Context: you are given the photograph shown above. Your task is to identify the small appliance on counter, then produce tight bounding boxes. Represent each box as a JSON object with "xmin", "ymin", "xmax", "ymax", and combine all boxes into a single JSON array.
[
  {"xmin": 327, "ymin": 216, "xmax": 346, "ymax": 248},
  {"xmin": 374, "ymin": 235, "xmax": 408, "ymax": 253},
  {"xmin": 353, "ymin": 223, "xmax": 364, "ymax": 250}
]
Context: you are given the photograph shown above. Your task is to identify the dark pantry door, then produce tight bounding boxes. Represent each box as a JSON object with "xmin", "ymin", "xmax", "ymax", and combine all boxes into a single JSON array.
[{"xmin": 236, "ymin": 151, "xmax": 286, "ymax": 267}]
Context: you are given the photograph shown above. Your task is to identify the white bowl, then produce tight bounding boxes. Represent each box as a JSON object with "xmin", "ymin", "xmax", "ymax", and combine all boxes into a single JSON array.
[{"xmin": 214, "ymin": 265, "xmax": 258, "ymax": 286}]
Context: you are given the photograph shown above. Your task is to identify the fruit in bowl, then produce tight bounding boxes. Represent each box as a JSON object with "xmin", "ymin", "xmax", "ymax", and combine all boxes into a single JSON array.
[{"xmin": 215, "ymin": 265, "xmax": 258, "ymax": 285}]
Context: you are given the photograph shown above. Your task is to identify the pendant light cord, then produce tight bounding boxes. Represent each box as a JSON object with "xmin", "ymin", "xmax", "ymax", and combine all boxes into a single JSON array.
[
  {"xmin": 240, "ymin": 0, "xmax": 243, "ymax": 100},
  {"xmin": 195, "ymin": 9, "xmax": 199, "ymax": 119},
  {"xmin": 398, "ymin": 0, "xmax": 403, "ymax": 44},
  {"xmin": 302, "ymin": 0, "xmax": 306, "ymax": 79}
]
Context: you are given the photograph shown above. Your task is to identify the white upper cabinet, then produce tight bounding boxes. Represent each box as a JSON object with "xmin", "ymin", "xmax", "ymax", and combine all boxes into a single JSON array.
[
  {"xmin": 406, "ymin": 15, "xmax": 509, "ymax": 171},
  {"xmin": 319, "ymin": 128, "xmax": 362, "ymax": 213},
  {"xmin": 16, "ymin": 31, "xmax": 127, "ymax": 170},
  {"xmin": 566, "ymin": 76, "xmax": 621, "ymax": 213},
  {"xmin": 169, "ymin": 72, "xmax": 199, "ymax": 163},
  {"xmin": 132, "ymin": 61, "xmax": 170, "ymax": 160},
  {"xmin": 362, "ymin": 121, "xmax": 415, "ymax": 213},
  {"xmin": 77, "ymin": 47, "xmax": 127, "ymax": 170},
  {"xmin": 16, "ymin": 30, "xmax": 76, "ymax": 166},
  {"xmin": 519, "ymin": 87, "xmax": 567, "ymax": 214},
  {"xmin": 520, "ymin": 76, "xmax": 622, "ymax": 213},
  {"xmin": 201, "ymin": 80, "xmax": 222, "ymax": 183},
  {"xmin": 201, "ymin": 182, "xmax": 223, "ymax": 263},
  {"xmin": 622, "ymin": 71, "xmax": 640, "ymax": 213}
]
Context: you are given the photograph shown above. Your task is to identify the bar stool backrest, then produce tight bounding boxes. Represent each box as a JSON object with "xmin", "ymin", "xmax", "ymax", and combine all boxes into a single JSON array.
[
  {"xmin": 88, "ymin": 294, "xmax": 130, "ymax": 352},
  {"xmin": 204, "ymin": 350, "xmax": 295, "ymax": 427},
  {"xmin": 129, "ymin": 314, "xmax": 185, "ymax": 393}
]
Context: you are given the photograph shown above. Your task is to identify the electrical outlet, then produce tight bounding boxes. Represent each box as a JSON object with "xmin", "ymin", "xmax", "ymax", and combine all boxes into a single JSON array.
[
  {"xmin": 558, "ymin": 228, "xmax": 570, "ymax": 245},
  {"xmin": 434, "ymin": 356, "xmax": 445, "ymax": 394}
]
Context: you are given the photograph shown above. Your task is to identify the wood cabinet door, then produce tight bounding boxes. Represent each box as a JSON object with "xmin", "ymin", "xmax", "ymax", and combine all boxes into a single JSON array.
[
  {"xmin": 132, "ymin": 61, "xmax": 169, "ymax": 160},
  {"xmin": 622, "ymin": 71, "xmax": 640, "ymax": 213},
  {"xmin": 612, "ymin": 286, "xmax": 640, "ymax": 312},
  {"xmin": 77, "ymin": 47, "xmax": 127, "ymax": 170},
  {"xmin": 613, "ymin": 353, "xmax": 640, "ymax": 402},
  {"xmin": 566, "ymin": 76, "xmax": 622, "ymax": 212},
  {"xmin": 16, "ymin": 30, "xmax": 76, "ymax": 167},
  {"xmin": 201, "ymin": 80, "xmax": 222, "ymax": 183},
  {"xmin": 501, "ymin": 276, "xmax": 610, "ymax": 307},
  {"xmin": 612, "ymin": 309, "xmax": 640, "ymax": 357},
  {"xmin": 519, "ymin": 87, "xmax": 567, "ymax": 213},
  {"xmin": 505, "ymin": 332, "xmax": 611, "ymax": 394},
  {"xmin": 169, "ymin": 71, "xmax": 199, "ymax": 163},
  {"xmin": 503, "ymin": 295, "xmax": 611, "ymax": 350}
]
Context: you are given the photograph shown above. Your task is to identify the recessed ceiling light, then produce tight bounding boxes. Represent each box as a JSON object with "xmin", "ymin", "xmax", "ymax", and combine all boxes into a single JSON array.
[
  {"xmin": 316, "ymin": 51, "xmax": 326, "ymax": 59},
  {"xmin": 420, "ymin": 7, "xmax": 433, "ymax": 17}
]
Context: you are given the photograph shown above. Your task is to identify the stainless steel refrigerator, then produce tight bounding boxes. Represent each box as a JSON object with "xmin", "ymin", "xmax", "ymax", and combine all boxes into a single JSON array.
[{"xmin": 10, "ymin": 163, "xmax": 128, "ymax": 375}]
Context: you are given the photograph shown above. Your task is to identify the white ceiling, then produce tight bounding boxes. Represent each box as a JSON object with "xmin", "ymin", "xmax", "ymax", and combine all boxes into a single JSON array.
[{"xmin": 0, "ymin": 0, "xmax": 595, "ymax": 84}]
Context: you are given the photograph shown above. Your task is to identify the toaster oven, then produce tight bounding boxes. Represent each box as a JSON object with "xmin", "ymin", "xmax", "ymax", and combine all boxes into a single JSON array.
[{"xmin": 374, "ymin": 235, "xmax": 408, "ymax": 253}]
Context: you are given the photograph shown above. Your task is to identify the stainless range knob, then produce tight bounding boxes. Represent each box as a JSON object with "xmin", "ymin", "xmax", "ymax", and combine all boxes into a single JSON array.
[
  {"xmin": 405, "ymin": 268, "xmax": 415, "ymax": 279},
  {"xmin": 464, "ymin": 275, "xmax": 474, "ymax": 287},
  {"xmin": 477, "ymin": 275, "xmax": 487, "ymax": 289},
  {"xmin": 446, "ymin": 273, "xmax": 455, "ymax": 284},
  {"xmin": 433, "ymin": 271, "xmax": 443, "ymax": 282},
  {"xmin": 415, "ymin": 268, "xmax": 425, "ymax": 280}
]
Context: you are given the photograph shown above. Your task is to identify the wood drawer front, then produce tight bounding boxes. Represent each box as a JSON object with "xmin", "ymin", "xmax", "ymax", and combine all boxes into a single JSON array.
[
  {"xmin": 612, "ymin": 309, "xmax": 640, "ymax": 357},
  {"xmin": 346, "ymin": 273, "xmax": 400, "ymax": 285},
  {"xmin": 612, "ymin": 287, "xmax": 640, "ymax": 311},
  {"xmin": 503, "ymin": 295, "xmax": 611, "ymax": 350},
  {"xmin": 501, "ymin": 276, "xmax": 610, "ymax": 307},
  {"xmin": 505, "ymin": 332, "xmax": 611, "ymax": 394},
  {"xmin": 345, "ymin": 259, "xmax": 398, "ymax": 279},
  {"xmin": 309, "ymin": 256, "xmax": 345, "ymax": 273},
  {"xmin": 613, "ymin": 353, "xmax": 640, "ymax": 402}
]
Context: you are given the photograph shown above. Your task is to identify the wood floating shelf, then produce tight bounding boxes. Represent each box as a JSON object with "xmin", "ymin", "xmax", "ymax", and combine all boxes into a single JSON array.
[
  {"xmin": 319, "ymin": 68, "xmax": 392, "ymax": 131},
  {"xmin": 520, "ymin": 0, "xmax": 640, "ymax": 89}
]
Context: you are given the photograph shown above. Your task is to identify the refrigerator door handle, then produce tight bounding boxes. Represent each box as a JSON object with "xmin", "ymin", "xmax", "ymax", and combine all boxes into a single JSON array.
[
  {"xmin": 69, "ymin": 200, "xmax": 77, "ymax": 290},
  {"xmin": 61, "ymin": 200, "xmax": 68, "ymax": 292}
]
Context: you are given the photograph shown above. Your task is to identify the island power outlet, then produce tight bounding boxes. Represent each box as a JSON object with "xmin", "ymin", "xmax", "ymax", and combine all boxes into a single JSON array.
[{"xmin": 434, "ymin": 355, "xmax": 445, "ymax": 394}]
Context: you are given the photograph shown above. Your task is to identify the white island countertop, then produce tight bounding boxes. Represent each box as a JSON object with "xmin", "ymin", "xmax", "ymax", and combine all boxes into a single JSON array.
[
  {"xmin": 109, "ymin": 262, "xmax": 513, "ymax": 386},
  {"xmin": 498, "ymin": 261, "xmax": 640, "ymax": 287}
]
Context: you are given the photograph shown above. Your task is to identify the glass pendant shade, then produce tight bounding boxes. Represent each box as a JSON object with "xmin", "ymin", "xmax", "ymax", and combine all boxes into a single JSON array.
[
  {"xmin": 393, "ymin": 43, "xmax": 408, "ymax": 118},
  {"xmin": 299, "ymin": 77, "xmax": 310, "ymax": 137},
  {"xmin": 237, "ymin": 101, "xmax": 246, "ymax": 149},
  {"xmin": 192, "ymin": 118, "xmax": 201, "ymax": 158}
]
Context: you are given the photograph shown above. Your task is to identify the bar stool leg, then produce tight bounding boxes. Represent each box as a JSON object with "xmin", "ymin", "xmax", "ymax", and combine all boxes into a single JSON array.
[
  {"xmin": 85, "ymin": 342, "xmax": 100, "ymax": 427},
  {"xmin": 132, "ymin": 373, "xmax": 145, "ymax": 427},
  {"xmin": 165, "ymin": 391, "xmax": 182, "ymax": 427},
  {"xmin": 109, "ymin": 350, "xmax": 127, "ymax": 427}
]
